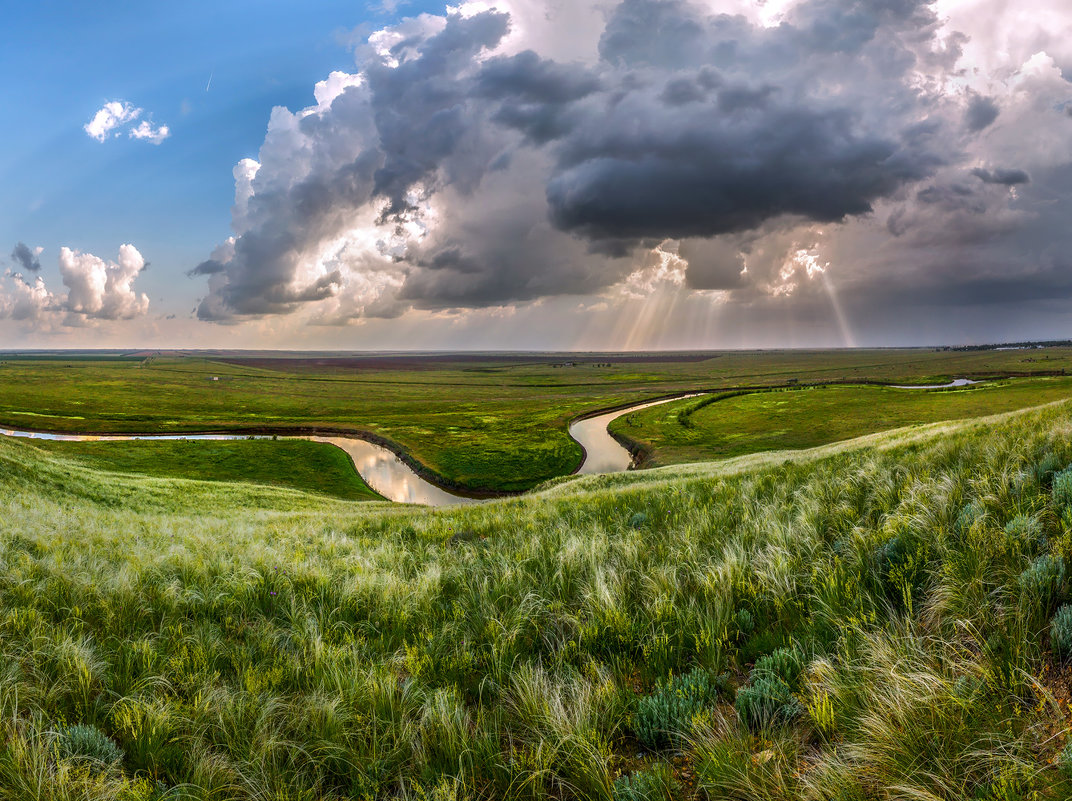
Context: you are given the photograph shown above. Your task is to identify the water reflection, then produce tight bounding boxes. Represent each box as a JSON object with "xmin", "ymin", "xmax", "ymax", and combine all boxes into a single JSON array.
[
  {"xmin": 569, "ymin": 395, "xmax": 704, "ymax": 475},
  {"xmin": 890, "ymin": 378, "xmax": 978, "ymax": 389},
  {"xmin": 311, "ymin": 436, "xmax": 474, "ymax": 506}
]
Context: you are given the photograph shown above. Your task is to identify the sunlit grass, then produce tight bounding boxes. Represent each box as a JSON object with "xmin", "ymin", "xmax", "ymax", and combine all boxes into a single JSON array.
[{"xmin": 3, "ymin": 400, "xmax": 1072, "ymax": 797}]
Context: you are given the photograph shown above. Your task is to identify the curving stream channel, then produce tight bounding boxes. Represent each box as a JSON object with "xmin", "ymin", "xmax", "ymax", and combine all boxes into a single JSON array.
[
  {"xmin": 0, "ymin": 379, "xmax": 979, "ymax": 507},
  {"xmin": 0, "ymin": 396, "xmax": 692, "ymax": 507}
]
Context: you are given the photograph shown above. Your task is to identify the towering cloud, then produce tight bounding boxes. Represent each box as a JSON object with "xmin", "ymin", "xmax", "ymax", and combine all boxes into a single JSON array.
[
  {"xmin": 0, "ymin": 244, "xmax": 150, "ymax": 328},
  {"xmin": 191, "ymin": 0, "xmax": 1072, "ymax": 339}
]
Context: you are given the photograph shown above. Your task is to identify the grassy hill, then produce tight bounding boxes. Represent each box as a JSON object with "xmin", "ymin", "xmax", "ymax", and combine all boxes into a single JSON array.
[{"xmin": 2, "ymin": 401, "xmax": 1072, "ymax": 798}]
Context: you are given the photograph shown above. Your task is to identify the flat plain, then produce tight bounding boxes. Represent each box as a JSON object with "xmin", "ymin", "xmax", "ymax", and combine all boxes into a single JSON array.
[{"xmin": 2, "ymin": 347, "xmax": 1072, "ymax": 492}]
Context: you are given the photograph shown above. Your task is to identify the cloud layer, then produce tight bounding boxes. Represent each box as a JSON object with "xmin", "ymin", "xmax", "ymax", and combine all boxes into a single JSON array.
[{"xmin": 185, "ymin": 0, "xmax": 1072, "ymax": 343}]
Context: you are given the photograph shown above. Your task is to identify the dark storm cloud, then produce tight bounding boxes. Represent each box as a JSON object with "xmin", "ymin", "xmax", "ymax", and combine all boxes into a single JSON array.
[
  {"xmin": 476, "ymin": 50, "xmax": 601, "ymax": 143},
  {"xmin": 366, "ymin": 10, "xmax": 510, "ymax": 213},
  {"xmin": 195, "ymin": 0, "xmax": 969, "ymax": 321},
  {"xmin": 476, "ymin": 50, "xmax": 600, "ymax": 104},
  {"xmin": 964, "ymin": 94, "xmax": 1000, "ymax": 131},
  {"xmin": 189, "ymin": 259, "xmax": 225, "ymax": 276},
  {"xmin": 971, "ymin": 167, "xmax": 1030, "ymax": 185},
  {"xmin": 11, "ymin": 242, "xmax": 41, "ymax": 273},
  {"xmin": 546, "ymin": 106, "xmax": 932, "ymax": 243},
  {"xmin": 659, "ymin": 77, "xmax": 708, "ymax": 106},
  {"xmin": 543, "ymin": 0, "xmax": 944, "ymax": 248}
]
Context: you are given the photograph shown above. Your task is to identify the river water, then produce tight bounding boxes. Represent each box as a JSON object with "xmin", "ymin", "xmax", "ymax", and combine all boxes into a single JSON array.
[
  {"xmin": 569, "ymin": 394, "xmax": 704, "ymax": 474},
  {"xmin": 890, "ymin": 378, "xmax": 977, "ymax": 389}
]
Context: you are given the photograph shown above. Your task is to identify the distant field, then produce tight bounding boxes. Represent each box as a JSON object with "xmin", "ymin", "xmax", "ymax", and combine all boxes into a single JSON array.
[
  {"xmin": 1, "ymin": 348, "xmax": 1071, "ymax": 491},
  {"xmin": 610, "ymin": 377, "xmax": 1072, "ymax": 465},
  {"xmin": 26, "ymin": 438, "xmax": 381, "ymax": 501}
]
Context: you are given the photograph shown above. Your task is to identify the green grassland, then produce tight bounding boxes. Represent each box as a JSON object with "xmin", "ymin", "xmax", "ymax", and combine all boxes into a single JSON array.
[
  {"xmin": 2, "ymin": 348, "xmax": 1072, "ymax": 492},
  {"xmin": 3, "ymin": 399, "xmax": 1072, "ymax": 798},
  {"xmin": 610, "ymin": 376, "xmax": 1072, "ymax": 466},
  {"xmin": 25, "ymin": 439, "xmax": 381, "ymax": 501}
]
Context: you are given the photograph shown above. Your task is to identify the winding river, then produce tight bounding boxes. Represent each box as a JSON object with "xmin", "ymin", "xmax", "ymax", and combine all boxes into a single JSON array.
[
  {"xmin": 568, "ymin": 394, "xmax": 705, "ymax": 474},
  {"xmin": 0, "ymin": 379, "xmax": 980, "ymax": 507}
]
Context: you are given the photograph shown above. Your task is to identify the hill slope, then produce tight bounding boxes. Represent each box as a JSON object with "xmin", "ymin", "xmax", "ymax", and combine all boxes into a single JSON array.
[{"xmin": 2, "ymin": 402, "xmax": 1072, "ymax": 798}]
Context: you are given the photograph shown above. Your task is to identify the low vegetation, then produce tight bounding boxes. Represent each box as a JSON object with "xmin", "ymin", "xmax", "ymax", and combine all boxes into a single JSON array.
[
  {"xmin": 611, "ymin": 377, "xmax": 1072, "ymax": 466},
  {"xmin": 2, "ymin": 396, "xmax": 1072, "ymax": 797},
  {"xmin": 28, "ymin": 438, "xmax": 381, "ymax": 501},
  {"xmin": 2, "ymin": 348, "xmax": 1072, "ymax": 491}
]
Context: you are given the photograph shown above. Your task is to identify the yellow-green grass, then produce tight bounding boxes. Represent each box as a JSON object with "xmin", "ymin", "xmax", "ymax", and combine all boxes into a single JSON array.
[
  {"xmin": 2, "ymin": 399, "xmax": 1072, "ymax": 797},
  {"xmin": 610, "ymin": 376, "xmax": 1072, "ymax": 466},
  {"xmin": 1, "ymin": 348, "xmax": 1072, "ymax": 492},
  {"xmin": 24, "ymin": 438, "xmax": 380, "ymax": 501}
]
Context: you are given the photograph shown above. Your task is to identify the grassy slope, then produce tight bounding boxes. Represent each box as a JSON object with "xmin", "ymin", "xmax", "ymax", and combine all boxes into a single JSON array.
[
  {"xmin": 1, "ymin": 348, "xmax": 1072, "ymax": 491},
  {"xmin": 26, "ymin": 438, "xmax": 381, "ymax": 501},
  {"xmin": 2, "ymin": 402, "xmax": 1072, "ymax": 797},
  {"xmin": 610, "ymin": 376, "xmax": 1072, "ymax": 466}
]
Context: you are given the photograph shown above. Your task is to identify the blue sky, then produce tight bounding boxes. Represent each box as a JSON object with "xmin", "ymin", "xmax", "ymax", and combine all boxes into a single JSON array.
[
  {"xmin": 0, "ymin": 0, "xmax": 439, "ymax": 314},
  {"xmin": 3, "ymin": 0, "xmax": 1072, "ymax": 349}
]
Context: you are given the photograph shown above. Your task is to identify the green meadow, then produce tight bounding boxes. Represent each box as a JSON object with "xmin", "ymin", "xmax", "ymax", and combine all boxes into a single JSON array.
[
  {"xmin": 2, "ymin": 348, "xmax": 1072, "ymax": 492},
  {"xmin": 611, "ymin": 376, "xmax": 1072, "ymax": 467},
  {"xmin": 26, "ymin": 439, "xmax": 381, "ymax": 501},
  {"xmin": 3, "ymin": 395, "xmax": 1072, "ymax": 798}
]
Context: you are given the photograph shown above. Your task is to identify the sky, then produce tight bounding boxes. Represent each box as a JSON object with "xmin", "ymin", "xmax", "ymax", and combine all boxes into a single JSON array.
[{"xmin": 3, "ymin": 0, "xmax": 1072, "ymax": 350}]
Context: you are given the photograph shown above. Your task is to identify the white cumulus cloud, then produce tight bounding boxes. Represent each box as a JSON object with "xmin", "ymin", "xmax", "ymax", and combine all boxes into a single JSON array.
[
  {"xmin": 84, "ymin": 101, "xmax": 169, "ymax": 143},
  {"xmin": 84, "ymin": 101, "xmax": 141, "ymax": 141},
  {"xmin": 59, "ymin": 244, "xmax": 150, "ymax": 320},
  {"xmin": 0, "ymin": 245, "xmax": 150, "ymax": 329},
  {"xmin": 128, "ymin": 120, "xmax": 170, "ymax": 144}
]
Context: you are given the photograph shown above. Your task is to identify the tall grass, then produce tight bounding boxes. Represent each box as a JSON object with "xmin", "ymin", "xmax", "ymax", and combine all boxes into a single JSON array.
[{"xmin": 2, "ymin": 402, "xmax": 1072, "ymax": 797}]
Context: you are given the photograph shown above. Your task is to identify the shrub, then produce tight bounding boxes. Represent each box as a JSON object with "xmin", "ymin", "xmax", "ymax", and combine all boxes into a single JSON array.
[
  {"xmin": 1004, "ymin": 514, "xmax": 1044, "ymax": 550},
  {"xmin": 629, "ymin": 512, "xmax": 650, "ymax": 529},
  {"xmin": 55, "ymin": 723, "xmax": 124, "ymax": 769},
  {"xmin": 1019, "ymin": 555, "xmax": 1066, "ymax": 611},
  {"xmin": 957, "ymin": 500, "xmax": 985, "ymax": 532},
  {"xmin": 734, "ymin": 608, "xmax": 755, "ymax": 637},
  {"xmin": 613, "ymin": 763, "xmax": 677, "ymax": 801},
  {"xmin": 1051, "ymin": 605, "xmax": 1072, "ymax": 659},
  {"xmin": 735, "ymin": 675, "xmax": 801, "ymax": 731},
  {"xmin": 735, "ymin": 647, "xmax": 805, "ymax": 730},
  {"xmin": 1032, "ymin": 453, "xmax": 1065, "ymax": 487},
  {"xmin": 753, "ymin": 647, "xmax": 803, "ymax": 686},
  {"xmin": 633, "ymin": 669, "xmax": 726, "ymax": 749},
  {"xmin": 1053, "ymin": 467, "xmax": 1072, "ymax": 508},
  {"xmin": 876, "ymin": 532, "xmax": 931, "ymax": 610},
  {"xmin": 1058, "ymin": 741, "xmax": 1072, "ymax": 779}
]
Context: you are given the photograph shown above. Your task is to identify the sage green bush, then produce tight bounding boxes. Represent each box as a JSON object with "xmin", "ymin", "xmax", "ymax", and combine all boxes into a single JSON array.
[
  {"xmin": 1051, "ymin": 604, "xmax": 1072, "ymax": 659},
  {"xmin": 56, "ymin": 724, "xmax": 124, "ymax": 769},
  {"xmin": 633, "ymin": 669, "xmax": 727, "ymax": 749},
  {"xmin": 612, "ymin": 763, "xmax": 676, "ymax": 801}
]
